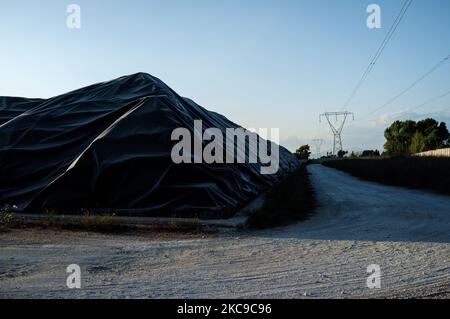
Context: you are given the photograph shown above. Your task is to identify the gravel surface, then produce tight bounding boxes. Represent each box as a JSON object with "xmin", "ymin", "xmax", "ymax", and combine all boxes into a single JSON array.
[{"xmin": 1, "ymin": 165, "xmax": 449, "ymax": 299}]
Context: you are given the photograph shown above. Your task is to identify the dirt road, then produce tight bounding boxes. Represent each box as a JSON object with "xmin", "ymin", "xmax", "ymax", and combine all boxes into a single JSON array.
[{"xmin": 1, "ymin": 165, "xmax": 449, "ymax": 298}]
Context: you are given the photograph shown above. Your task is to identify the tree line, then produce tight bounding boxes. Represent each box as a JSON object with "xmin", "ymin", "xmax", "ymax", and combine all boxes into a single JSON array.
[
  {"xmin": 293, "ymin": 118, "xmax": 449, "ymax": 160},
  {"xmin": 384, "ymin": 118, "xmax": 449, "ymax": 155}
]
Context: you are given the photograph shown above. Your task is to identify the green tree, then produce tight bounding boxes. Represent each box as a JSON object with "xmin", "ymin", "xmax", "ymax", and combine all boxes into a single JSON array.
[
  {"xmin": 416, "ymin": 119, "xmax": 449, "ymax": 150},
  {"xmin": 294, "ymin": 145, "xmax": 311, "ymax": 160},
  {"xmin": 409, "ymin": 132, "xmax": 426, "ymax": 154},
  {"xmin": 384, "ymin": 119, "xmax": 449, "ymax": 155},
  {"xmin": 384, "ymin": 120, "xmax": 416, "ymax": 155}
]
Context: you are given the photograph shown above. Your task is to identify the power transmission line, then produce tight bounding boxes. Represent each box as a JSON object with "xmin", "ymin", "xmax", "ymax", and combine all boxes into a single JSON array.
[
  {"xmin": 343, "ymin": 0, "xmax": 413, "ymax": 109},
  {"xmin": 358, "ymin": 53, "xmax": 450, "ymax": 120},
  {"xmin": 407, "ymin": 89, "xmax": 450, "ymax": 113},
  {"xmin": 379, "ymin": 90, "xmax": 450, "ymax": 123}
]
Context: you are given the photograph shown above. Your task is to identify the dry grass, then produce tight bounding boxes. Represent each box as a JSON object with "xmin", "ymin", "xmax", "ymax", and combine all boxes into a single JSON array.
[{"xmin": 0, "ymin": 208, "xmax": 217, "ymax": 236}]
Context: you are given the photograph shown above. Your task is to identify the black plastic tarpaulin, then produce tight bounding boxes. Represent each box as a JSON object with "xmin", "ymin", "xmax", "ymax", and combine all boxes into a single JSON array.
[{"xmin": 0, "ymin": 73, "xmax": 300, "ymax": 218}]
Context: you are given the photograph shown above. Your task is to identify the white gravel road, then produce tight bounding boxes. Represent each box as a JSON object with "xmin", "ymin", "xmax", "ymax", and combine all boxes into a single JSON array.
[{"xmin": 1, "ymin": 164, "xmax": 449, "ymax": 298}]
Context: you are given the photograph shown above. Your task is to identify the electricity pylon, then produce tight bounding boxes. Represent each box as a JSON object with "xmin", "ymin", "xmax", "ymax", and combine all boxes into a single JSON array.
[
  {"xmin": 311, "ymin": 139, "xmax": 325, "ymax": 159},
  {"xmin": 319, "ymin": 111, "xmax": 354, "ymax": 156}
]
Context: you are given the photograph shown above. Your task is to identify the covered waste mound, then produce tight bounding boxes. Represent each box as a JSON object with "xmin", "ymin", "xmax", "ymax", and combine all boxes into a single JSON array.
[{"xmin": 0, "ymin": 73, "xmax": 300, "ymax": 218}]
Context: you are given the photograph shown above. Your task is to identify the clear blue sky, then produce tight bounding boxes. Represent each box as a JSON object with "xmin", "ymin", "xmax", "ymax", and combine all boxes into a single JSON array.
[{"xmin": 1, "ymin": 0, "xmax": 449, "ymax": 153}]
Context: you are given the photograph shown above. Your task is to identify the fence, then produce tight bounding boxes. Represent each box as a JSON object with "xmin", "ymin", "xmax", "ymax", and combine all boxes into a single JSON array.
[{"xmin": 415, "ymin": 148, "xmax": 450, "ymax": 157}]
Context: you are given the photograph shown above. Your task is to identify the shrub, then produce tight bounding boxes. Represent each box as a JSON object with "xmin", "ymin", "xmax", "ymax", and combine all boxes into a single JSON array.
[{"xmin": 0, "ymin": 207, "xmax": 20, "ymax": 230}]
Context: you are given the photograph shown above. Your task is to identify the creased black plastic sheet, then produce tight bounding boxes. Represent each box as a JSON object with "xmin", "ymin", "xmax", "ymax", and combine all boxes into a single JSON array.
[{"xmin": 0, "ymin": 73, "xmax": 300, "ymax": 218}]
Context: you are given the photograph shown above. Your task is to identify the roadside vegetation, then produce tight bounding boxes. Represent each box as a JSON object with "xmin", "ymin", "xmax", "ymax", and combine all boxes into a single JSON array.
[
  {"xmin": 246, "ymin": 165, "xmax": 316, "ymax": 229},
  {"xmin": 0, "ymin": 208, "xmax": 215, "ymax": 235},
  {"xmin": 0, "ymin": 208, "xmax": 21, "ymax": 231},
  {"xmin": 294, "ymin": 144, "xmax": 311, "ymax": 160},
  {"xmin": 39, "ymin": 210, "xmax": 126, "ymax": 233},
  {"xmin": 322, "ymin": 156, "xmax": 450, "ymax": 196}
]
